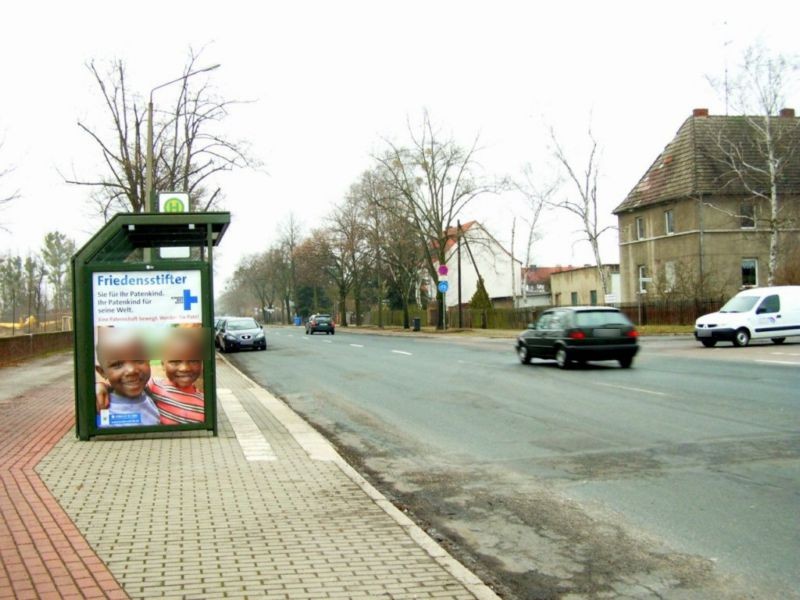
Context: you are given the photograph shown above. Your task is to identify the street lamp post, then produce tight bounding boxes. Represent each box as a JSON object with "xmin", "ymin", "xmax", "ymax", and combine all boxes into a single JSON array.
[{"xmin": 145, "ymin": 64, "xmax": 221, "ymax": 212}]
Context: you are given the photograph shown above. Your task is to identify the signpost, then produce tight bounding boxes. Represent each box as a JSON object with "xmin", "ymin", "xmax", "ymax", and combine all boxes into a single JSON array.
[{"xmin": 437, "ymin": 265, "xmax": 448, "ymax": 329}]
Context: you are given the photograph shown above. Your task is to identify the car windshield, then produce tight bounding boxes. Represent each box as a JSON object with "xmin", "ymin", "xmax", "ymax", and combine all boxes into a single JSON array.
[
  {"xmin": 719, "ymin": 296, "xmax": 758, "ymax": 313},
  {"xmin": 574, "ymin": 311, "xmax": 632, "ymax": 327},
  {"xmin": 227, "ymin": 319, "xmax": 259, "ymax": 331}
]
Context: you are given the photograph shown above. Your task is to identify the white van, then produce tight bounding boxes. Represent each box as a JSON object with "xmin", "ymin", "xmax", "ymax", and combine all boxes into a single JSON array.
[{"xmin": 695, "ymin": 286, "xmax": 800, "ymax": 347}]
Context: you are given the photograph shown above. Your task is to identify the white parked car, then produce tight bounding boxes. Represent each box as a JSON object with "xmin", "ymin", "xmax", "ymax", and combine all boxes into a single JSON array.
[{"xmin": 694, "ymin": 286, "xmax": 800, "ymax": 347}]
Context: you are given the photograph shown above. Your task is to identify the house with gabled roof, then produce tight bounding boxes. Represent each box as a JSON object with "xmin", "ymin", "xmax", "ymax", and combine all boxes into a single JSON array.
[
  {"xmin": 613, "ymin": 108, "xmax": 800, "ymax": 302},
  {"xmin": 432, "ymin": 221, "xmax": 522, "ymax": 308}
]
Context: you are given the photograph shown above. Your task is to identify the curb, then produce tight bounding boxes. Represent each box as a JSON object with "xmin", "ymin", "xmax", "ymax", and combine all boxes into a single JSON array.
[{"xmin": 217, "ymin": 354, "xmax": 501, "ymax": 600}]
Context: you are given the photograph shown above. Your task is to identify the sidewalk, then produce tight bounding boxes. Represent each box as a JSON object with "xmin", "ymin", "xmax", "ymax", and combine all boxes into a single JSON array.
[{"xmin": 0, "ymin": 353, "xmax": 499, "ymax": 599}]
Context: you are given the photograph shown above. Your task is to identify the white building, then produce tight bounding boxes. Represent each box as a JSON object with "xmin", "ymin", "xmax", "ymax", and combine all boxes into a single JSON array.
[{"xmin": 432, "ymin": 221, "xmax": 522, "ymax": 308}]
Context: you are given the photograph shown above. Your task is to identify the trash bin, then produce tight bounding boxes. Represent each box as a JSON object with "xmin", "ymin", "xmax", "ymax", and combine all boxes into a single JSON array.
[
  {"xmin": 412, "ymin": 317, "xmax": 421, "ymax": 332},
  {"xmin": 294, "ymin": 316, "xmax": 302, "ymax": 326}
]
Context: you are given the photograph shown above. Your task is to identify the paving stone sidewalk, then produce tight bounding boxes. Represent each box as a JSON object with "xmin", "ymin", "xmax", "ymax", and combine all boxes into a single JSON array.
[{"xmin": 2, "ymin": 354, "xmax": 498, "ymax": 599}]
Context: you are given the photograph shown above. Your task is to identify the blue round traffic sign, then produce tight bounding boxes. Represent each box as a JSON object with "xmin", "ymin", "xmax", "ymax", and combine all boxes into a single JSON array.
[{"xmin": 437, "ymin": 280, "xmax": 449, "ymax": 293}]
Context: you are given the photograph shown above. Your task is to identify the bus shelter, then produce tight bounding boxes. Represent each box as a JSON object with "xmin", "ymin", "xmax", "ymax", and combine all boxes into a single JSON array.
[{"xmin": 72, "ymin": 212, "xmax": 230, "ymax": 440}]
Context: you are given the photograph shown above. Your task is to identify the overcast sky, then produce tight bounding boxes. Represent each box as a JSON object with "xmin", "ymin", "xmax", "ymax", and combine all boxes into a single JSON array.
[{"xmin": 1, "ymin": 1, "xmax": 798, "ymax": 289}]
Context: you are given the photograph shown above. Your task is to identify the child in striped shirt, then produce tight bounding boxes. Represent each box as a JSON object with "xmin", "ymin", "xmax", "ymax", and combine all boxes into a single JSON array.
[{"xmin": 96, "ymin": 328, "xmax": 205, "ymax": 424}]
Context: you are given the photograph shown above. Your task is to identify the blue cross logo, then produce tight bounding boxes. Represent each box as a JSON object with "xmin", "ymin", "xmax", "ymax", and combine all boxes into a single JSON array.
[{"xmin": 182, "ymin": 289, "xmax": 199, "ymax": 311}]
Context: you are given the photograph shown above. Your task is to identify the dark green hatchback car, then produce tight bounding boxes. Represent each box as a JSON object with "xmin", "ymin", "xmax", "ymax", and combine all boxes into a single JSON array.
[{"xmin": 516, "ymin": 306, "xmax": 639, "ymax": 369}]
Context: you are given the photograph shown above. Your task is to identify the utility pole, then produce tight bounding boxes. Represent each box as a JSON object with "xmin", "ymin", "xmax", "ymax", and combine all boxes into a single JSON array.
[{"xmin": 457, "ymin": 220, "xmax": 463, "ymax": 328}]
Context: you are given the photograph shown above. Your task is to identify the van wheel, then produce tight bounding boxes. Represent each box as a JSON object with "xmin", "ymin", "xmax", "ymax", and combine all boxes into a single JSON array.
[
  {"xmin": 771, "ymin": 337, "xmax": 786, "ymax": 345},
  {"xmin": 733, "ymin": 328, "xmax": 750, "ymax": 347},
  {"xmin": 700, "ymin": 339, "xmax": 717, "ymax": 348}
]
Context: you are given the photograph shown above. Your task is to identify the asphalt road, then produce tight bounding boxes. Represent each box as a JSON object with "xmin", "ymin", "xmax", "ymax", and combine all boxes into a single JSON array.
[{"xmin": 228, "ymin": 328, "xmax": 800, "ymax": 600}]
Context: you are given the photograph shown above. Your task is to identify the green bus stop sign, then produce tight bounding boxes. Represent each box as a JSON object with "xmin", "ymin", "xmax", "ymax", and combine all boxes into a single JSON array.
[{"xmin": 163, "ymin": 197, "xmax": 186, "ymax": 213}]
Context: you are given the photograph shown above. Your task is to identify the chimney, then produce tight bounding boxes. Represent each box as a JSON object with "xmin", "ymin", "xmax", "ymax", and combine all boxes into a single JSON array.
[
  {"xmin": 780, "ymin": 108, "xmax": 796, "ymax": 118},
  {"xmin": 693, "ymin": 108, "xmax": 709, "ymax": 117}
]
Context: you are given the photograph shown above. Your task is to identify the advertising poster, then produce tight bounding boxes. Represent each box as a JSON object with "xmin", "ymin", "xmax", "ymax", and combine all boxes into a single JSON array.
[{"xmin": 92, "ymin": 270, "xmax": 206, "ymax": 429}]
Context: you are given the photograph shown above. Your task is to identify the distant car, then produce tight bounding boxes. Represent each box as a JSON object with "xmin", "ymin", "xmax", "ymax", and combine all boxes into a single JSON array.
[
  {"xmin": 216, "ymin": 317, "xmax": 266, "ymax": 352},
  {"xmin": 516, "ymin": 306, "xmax": 639, "ymax": 369},
  {"xmin": 305, "ymin": 314, "xmax": 335, "ymax": 335}
]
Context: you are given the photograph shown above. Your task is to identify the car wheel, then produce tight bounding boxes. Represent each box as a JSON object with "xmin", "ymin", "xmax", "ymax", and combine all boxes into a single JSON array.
[
  {"xmin": 618, "ymin": 356, "xmax": 633, "ymax": 369},
  {"xmin": 700, "ymin": 339, "xmax": 717, "ymax": 348},
  {"xmin": 555, "ymin": 347, "xmax": 571, "ymax": 369},
  {"xmin": 771, "ymin": 337, "xmax": 786, "ymax": 345},
  {"xmin": 517, "ymin": 345, "xmax": 531, "ymax": 365},
  {"xmin": 733, "ymin": 328, "xmax": 751, "ymax": 347}
]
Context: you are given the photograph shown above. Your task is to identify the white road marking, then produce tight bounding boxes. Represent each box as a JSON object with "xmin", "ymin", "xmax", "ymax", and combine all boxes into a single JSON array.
[
  {"xmin": 593, "ymin": 382, "xmax": 668, "ymax": 396},
  {"xmin": 392, "ymin": 350, "xmax": 413, "ymax": 356},
  {"xmin": 350, "ymin": 343, "xmax": 364, "ymax": 348},
  {"xmin": 217, "ymin": 388, "xmax": 277, "ymax": 461},
  {"xmin": 324, "ymin": 339, "xmax": 332, "ymax": 343},
  {"xmin": 756, "ymin": 359, "xmax": 799, "ymax": 366},
  {"xmin": 770, "ymin": 352, "xmax": 800, "ymax": 357}
]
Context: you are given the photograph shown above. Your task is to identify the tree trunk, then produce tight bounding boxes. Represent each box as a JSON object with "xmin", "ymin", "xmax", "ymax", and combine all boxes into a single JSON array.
[
  {"xmin": 338, "ymin": 290, "xmax": 348, "ymax": 327},
  {"xmin": 766, "ymin": 116, "xmax": 779, "ymax": 286}
]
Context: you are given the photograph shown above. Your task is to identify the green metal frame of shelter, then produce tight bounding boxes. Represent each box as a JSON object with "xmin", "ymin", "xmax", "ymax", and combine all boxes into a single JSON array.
[{"xmin": 72, "ymin": 212, "xmax": 230, "ymax": 440}]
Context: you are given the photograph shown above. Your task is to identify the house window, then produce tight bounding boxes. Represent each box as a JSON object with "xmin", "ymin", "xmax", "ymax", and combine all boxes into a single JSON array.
[
  {"xmin": 635, "ymin": 217, "xmax": 645, "ymax": 240},
  {"xmin": 740, "ymin": 200, "xmax": 755, "ymax": 229},
  {"xmin": 590, "ymin": 290, "xmax": 597, "ymax": 305},
  {"xmin": 570, "ymin": 292, "xmax": 578, "ymax": 306},
  {"xmin": 741, "ymin": 259, "xmax": 757, "ymax": 287},
  {"xmin": 638, "ymin": 265, "xmax": 649, "ymax": 293},
  {"xmin": 664, "ymin": 210, "xmax": 675, "ymax": 234}
]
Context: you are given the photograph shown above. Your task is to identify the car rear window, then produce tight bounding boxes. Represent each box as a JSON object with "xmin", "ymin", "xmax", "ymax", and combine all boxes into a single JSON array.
[
  {"xmin": 316, "ymin": 317, "xmax": 330, "ymax": 323},
  {"xmin": 574, "ymin": 311, "xmax": 632, "ymax": 327}
]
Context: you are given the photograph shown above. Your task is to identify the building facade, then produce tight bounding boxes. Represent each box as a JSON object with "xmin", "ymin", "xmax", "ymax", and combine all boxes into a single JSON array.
[
  {"xmin": 550, "ymin": 265, "xmax": 621, "ymax": 306},
  {"xmin": 614, "ymin": 108, "xmax": 800, "ymax": 302}
]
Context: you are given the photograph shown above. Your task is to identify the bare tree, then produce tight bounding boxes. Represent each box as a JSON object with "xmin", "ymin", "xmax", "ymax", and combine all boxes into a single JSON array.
[
  {"xmin": 375, "ymin": 112, "xmax": 495, "ymax": 328},
  {"xmin": 514, "ymin": 164, "xmax": 557, "ymax": 270},
  {"xmin": 549, "ymin": 125, "xmax": 614, "ymax": 295},
  {"xmin": 347, "ymin": 169, "xmax": 391, "ymax": 326},
  {"xmin": 708, "ymin": 43, "xmax": 800, "ymax": 285},
  {"xmin": 65, "ymin": 49, "xmax": 257, "ymax": 217},
  {"xmin": 277, "ymin": 214, "xmax": 303, "ymax": 323},
  {"xmin": 233, "ymin": 253, "xmax": 273, "ymax": 323}
]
